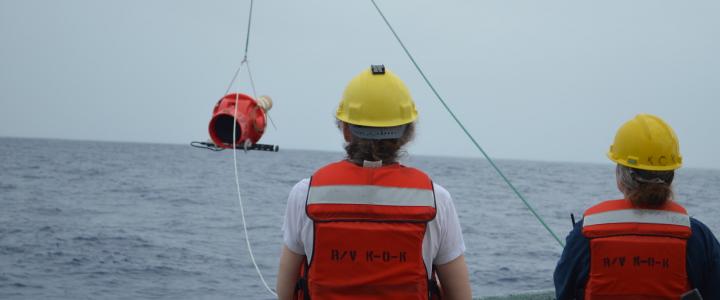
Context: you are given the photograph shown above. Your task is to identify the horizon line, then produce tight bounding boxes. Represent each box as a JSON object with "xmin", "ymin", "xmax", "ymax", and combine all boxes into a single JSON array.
[{"xmin": 1, "ymin": 135, "xmax": 715, "ymax": 171}]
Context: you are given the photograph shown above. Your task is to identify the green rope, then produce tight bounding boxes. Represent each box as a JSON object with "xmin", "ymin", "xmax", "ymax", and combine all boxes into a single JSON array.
[{"xmin": 369, "ymin": 0, "xmax": 565, "ymax": 248}]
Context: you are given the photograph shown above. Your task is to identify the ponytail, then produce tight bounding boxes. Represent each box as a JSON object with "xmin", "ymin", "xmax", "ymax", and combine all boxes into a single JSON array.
[
  {"xmin": 616, "ymin": 164, "xmax": 674, "ymax": 208},
  {"xmin": 627, "ymin": 182, "xmax": 673, "ymax": 208}
]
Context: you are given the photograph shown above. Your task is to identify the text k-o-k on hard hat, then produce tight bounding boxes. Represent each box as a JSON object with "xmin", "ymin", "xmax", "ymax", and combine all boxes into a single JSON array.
[{"xmin": 608, "ymin": 114, "xmax": 682, "ymax": 171}]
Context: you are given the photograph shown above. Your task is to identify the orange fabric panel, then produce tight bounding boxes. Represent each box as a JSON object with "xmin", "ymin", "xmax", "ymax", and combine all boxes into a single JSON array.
[
  {"xmin": 585, "ymin": 235, "xmax": 689, "ymax": 299},
  {"xmin": 306, "ymin": 161, "xmax": 436, "ymax": 300},
  {"xmin": 583, "ymin": 198, "xmax": 691, "ymax": 239},
  {"xmin": 301, "ymin": 161, "xmax": 436, "ymax": 299},
  {"xmin": 583, "ymin": 199, "xmax": 692, "ymax": 299},
  {"xmin": 308, "ymin": 221, "xmax": 428, "ymax": 300}
]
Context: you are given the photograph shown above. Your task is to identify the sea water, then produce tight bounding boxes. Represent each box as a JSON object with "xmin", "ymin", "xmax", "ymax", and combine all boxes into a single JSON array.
[{"xmin": 1, "ymin": 137, "xmax": 718, "ymax": 299}]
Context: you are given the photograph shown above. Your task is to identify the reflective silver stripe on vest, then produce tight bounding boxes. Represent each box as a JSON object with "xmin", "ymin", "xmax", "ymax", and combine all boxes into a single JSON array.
[
  {"xmin": 308, "ymin": 185, "xmax": 435, "ymax": 207},
  {"xmin": 583, "ymin": 209, "xmax": 690, "ymax": 227}
]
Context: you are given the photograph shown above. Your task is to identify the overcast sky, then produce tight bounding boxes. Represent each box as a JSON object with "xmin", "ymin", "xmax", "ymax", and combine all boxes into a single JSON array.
[{"xmin": 1, "ymin": 0, "xmax": 718, "ymax": 169}]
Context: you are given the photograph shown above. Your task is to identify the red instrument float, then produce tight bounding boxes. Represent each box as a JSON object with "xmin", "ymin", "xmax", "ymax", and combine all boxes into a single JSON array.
[{"xmin": 192, "ymin": 93, "xmax": 278, "ymax": 152}]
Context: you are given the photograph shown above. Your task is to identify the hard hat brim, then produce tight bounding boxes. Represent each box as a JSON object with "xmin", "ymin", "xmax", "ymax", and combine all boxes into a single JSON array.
[
  {"xmin": 348, "ymin": 124, "xmax": 407, "ymax": 140},
  {"xmin": 607, "ymin": 152, "xmax": 681, "ymax": 171}
]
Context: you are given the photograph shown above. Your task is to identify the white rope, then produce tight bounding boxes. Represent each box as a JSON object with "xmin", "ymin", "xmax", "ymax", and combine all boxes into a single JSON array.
[
  {"xmin": 224, "ymin": 0, "xmax": 277, "ymax": 297},
  {"xmin": 231, "ymin": 73, "xmax": 277, "ymax": 297}
]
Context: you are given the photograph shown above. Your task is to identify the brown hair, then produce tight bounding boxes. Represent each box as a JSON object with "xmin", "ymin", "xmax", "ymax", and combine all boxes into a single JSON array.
[
  {"xmin": 340, "ymin": 121, "xmax": 415, "ymax": 165},
  {"xmin": 616, "ymin": 164, "xmax": 675, "ymax": 208}
]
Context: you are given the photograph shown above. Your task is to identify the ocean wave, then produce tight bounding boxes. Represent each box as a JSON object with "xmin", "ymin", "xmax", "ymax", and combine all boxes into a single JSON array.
[
  {"xmin": 0, "ymin": 183, "xmax": 17, "ymax": 190},
  {"xmin": 4, "ymin": 282, "xmax": 43, "ymax": 289},
  {"xmin": 72, "ymin": 234, "xmax": 152, "ymax": 248},
  {"xmin": 32, "ymin": 207, "xmax": 63, "ymax": 216},
  {"xmin": 0, "ymin": 245, "xmax": 26, "ymax": 255},
  {"xmin": 168, "ymin": 197, "xmax": 202, "ymax": 205}
]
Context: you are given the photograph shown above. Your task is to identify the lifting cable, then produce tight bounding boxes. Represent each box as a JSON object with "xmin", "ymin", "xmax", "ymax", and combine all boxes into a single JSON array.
[
  {"xmin": 225, "ymin": 0, "xmax": 278, "ymax": 297},
  {"xmin": 369, "ymin": 0, "xmax": 565, "ymax": 248}
]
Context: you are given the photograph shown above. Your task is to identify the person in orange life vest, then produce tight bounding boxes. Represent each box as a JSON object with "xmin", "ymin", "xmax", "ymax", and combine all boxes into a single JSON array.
[
  {"xmin": 554, "ymin": 114, "xmax": 720, "ymax": 300},
  {"xmin": 275, "ymin": 65, "xmax": 472, "ymax": 300}
]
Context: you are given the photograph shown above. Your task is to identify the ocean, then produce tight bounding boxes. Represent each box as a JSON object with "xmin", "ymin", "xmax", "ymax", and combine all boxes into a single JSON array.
[{"xmin": 1, "ymin": 137, "xmax": 718, "ymax": 299}]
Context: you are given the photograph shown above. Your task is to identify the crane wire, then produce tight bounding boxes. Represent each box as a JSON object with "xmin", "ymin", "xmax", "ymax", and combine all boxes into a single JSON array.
[{"xmin": 369, "ymin": 0, "xmax": 565, "ymax": 248}]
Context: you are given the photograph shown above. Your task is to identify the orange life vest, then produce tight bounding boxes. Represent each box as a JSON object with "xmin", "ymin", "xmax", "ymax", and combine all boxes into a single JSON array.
[
  {"xmin": 582, "ymin": 199, "xmax": 692, "ymax": 300},
  {"xmin": 294, "ymin": 160, "xmax": 439, "ymax": 300}
]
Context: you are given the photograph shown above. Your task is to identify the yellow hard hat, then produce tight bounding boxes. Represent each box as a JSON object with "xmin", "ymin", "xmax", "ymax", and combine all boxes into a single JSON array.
[
  {"xmin": 336, "ymin": 65, "xmax": 418, "ymax": 127},
  {"xmin": 608, "ymin": 114, "xmax": 682, "ymax": 171}
]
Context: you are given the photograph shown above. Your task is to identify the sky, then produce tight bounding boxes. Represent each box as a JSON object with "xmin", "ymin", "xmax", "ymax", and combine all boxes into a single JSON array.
[{"xmin": 1, "ymin": 0, "xmax": 719, "ymax": 169}]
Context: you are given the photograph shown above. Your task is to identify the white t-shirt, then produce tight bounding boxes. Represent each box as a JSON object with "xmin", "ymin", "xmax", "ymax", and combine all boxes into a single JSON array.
[{"xmin": 282, "ymin": 178, "xmax": 466, "ymax": 276}]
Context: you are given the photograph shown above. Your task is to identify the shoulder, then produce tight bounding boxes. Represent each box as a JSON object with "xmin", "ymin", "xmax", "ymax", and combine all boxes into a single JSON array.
[
  {"xmin": 430, "ymin": 183, "xmax": 456, "ymax": 223},
  {"xmin": 287, "ymin": 178, "xmax": 311, "ymax": 205},
  {"xmin": 432, "ymin": 183, "xmax": 452, "ymax": 207},
  {"xmin": 291, "ymin": 178, "xmax": 310, "ymax": 192},
  {"xmin": 690, "ymin": 217, "xmax": 715, "ymax": 234},
  {"xmin": 686, "ymin": 217, "xmax": 720, "ymax": 290},
  {"xmin": 568, "ymin": 219, "xmax": 588, "ymax": 242},
  {"xmin": 556, "ymin": 220, "xmax": 590, "ymax": 272},
  {"xmin": 689, "ymin": 217, "xmax": 719, "ymax": 246}
]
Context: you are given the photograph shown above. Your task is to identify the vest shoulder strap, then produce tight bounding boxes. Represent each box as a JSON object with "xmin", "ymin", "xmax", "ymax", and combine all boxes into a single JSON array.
[
  {"xmin": 307, "ymin": 161, "xmax": 436, "ymax": 222},
  {"xmin": 583, "ymin": 199, "xmax": 691, "ymax": 239},
  {"xmin": 310, "ymin": 160, "xmax": 433, "ymax": 189}
]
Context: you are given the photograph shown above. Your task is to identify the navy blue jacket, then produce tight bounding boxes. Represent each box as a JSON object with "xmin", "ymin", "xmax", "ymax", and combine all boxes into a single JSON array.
[{"xmin": 554, "ymin": 217, "xmax": 720, "ymax": 300}]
